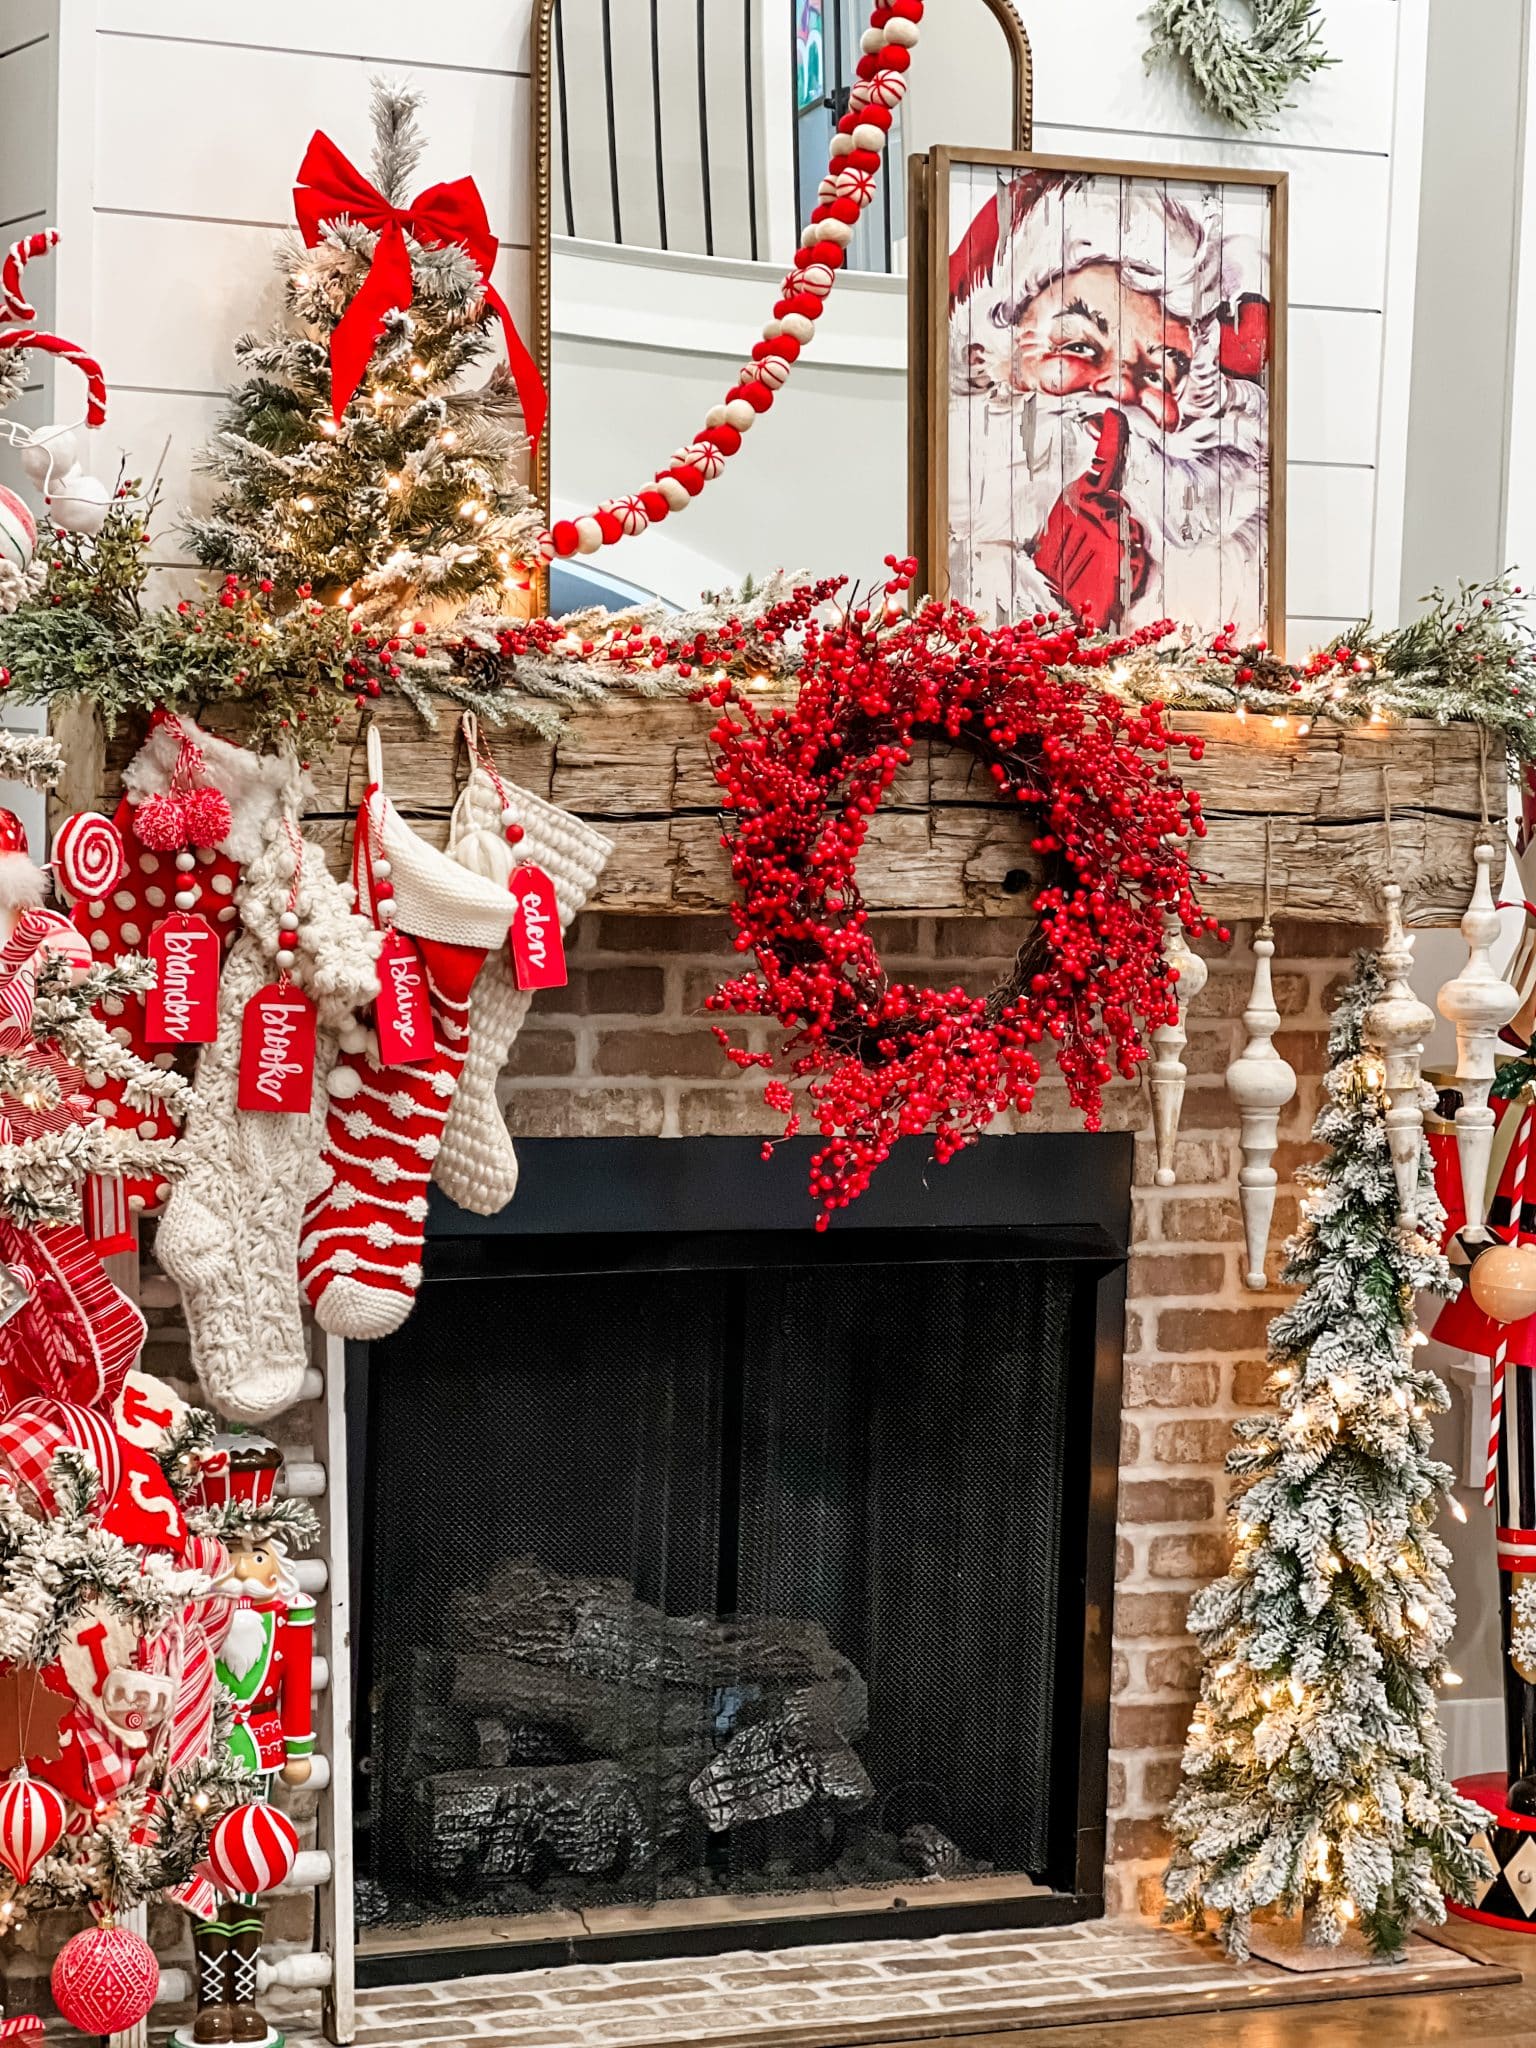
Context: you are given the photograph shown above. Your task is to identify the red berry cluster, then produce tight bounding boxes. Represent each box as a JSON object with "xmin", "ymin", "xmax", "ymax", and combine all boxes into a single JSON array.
[{"xmin": 702, "ymin": 564, "xmax": 1223, "ymax": 1224}]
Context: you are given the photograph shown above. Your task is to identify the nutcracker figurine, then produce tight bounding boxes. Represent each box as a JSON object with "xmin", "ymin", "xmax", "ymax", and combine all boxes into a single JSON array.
[
  {"xmin": 172, "ymin": 1436, "xmax": 315, "ymax": 2048},
  {"xmin": 1433, "ymin": 1066, "xmax": 1536, "ymax": 1930}
]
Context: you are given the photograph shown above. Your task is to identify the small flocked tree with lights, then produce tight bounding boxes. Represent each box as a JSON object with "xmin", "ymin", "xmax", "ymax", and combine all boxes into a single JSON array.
[
  {"xmin": 1164, "ymin": 952, "xmax": 1489, "ymax": 1958},
  {"xmin": 186, "ymin": 78, "xmax": 543, "ymax": 621}
]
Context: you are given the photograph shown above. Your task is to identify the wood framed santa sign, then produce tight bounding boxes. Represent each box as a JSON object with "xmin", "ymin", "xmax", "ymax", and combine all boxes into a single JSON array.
[{"xmin": 910, "ymin": 147, "xmax": 1288, "ymax": 648}]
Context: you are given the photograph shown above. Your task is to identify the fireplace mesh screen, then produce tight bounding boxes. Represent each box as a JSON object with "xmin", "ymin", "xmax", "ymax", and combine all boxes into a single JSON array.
[{"xmin": 357, "ymin": 1252, "xmax": 1082, "ymax": 1931}]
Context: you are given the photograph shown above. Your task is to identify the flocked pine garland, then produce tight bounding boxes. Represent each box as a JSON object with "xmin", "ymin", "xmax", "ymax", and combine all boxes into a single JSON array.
[{"xmin": 536, "ymin": 0, "xmax": 924, "ymax": 566}]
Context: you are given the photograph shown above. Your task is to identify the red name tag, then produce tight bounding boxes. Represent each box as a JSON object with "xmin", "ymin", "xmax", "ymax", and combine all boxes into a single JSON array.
[
  {"xmin": 375, "ymin": 930, "xmax": 436, "ymax": 1065},
  {"xmin": 509, "ymin": 867, "xmax": 567, "ymax": 990},
  {"xmin": 145, "ymin": 915, "xmax": 220, "ymax": 1045},
  {"xmin": 237, "ymin": 983, "xmax": 317, "ymax": 1113}
]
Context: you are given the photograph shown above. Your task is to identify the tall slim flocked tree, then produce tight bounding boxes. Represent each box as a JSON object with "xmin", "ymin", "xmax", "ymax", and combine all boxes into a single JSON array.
[
  {"xmin": 186, "ymin": 80, "xmax": 542, "ymax": 621},
  {"xmin": 1164, "ymin": 952, "xmax": 1488, "ymax": 1957}
]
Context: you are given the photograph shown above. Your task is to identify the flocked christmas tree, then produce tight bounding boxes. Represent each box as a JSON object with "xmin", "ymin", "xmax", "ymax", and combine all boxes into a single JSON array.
[
  {"xmin": 1164, "ymin": 952, "xmax": 1488, "ymax": 1957},
  {"xmin": 186, "ymin": 79, "xmax": 543, "ymax": 621}
]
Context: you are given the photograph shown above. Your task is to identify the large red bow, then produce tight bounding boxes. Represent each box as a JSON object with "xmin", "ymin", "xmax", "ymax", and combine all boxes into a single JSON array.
[{"xmin": 293, "ymin": 131, "xmax": 547, "ymax": 445}]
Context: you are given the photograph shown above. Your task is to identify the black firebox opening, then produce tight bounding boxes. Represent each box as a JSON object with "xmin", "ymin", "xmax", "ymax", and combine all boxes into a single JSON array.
[{"xmin": 349, "ymin": 1136, "xmax": 1130, "ymax": 1983}]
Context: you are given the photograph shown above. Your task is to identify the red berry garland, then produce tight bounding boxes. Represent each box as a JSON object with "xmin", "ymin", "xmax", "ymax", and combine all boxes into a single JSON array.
[
  {"xmin": 703, "ymin": 562, "xmax": 1225, "ymax": 1224},
  {"xmin": 535, "ymin": 0, "xmax": 924, "ymax": 567}
]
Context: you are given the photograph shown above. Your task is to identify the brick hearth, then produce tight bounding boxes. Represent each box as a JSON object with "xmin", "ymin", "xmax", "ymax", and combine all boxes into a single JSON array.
[{"xmin": 495, "ymin": 911, "xmax": 1362, "ymax": 1918}]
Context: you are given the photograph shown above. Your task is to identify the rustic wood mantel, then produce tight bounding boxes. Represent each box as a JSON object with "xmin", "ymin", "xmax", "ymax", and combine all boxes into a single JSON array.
[{"xmin": 60, "ymin": 698, "xmax": 1490, "ymax": 925}]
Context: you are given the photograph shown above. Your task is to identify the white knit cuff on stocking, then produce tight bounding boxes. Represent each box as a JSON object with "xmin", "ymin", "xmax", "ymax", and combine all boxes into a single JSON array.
[{"xmin": 434, "ymin": 770, "xmax": 612, "ymax": 1214}]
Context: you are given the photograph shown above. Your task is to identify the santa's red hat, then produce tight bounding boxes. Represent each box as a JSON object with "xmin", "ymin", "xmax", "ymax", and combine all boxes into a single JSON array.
[{"xmin": 0, "ymin": 810, "xmax": 43, "ymax": 914}]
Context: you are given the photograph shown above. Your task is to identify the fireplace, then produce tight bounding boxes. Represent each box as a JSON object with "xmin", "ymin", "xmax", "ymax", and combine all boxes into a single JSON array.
[{"xmin": 349, "ymin": 1134, "xmax": 1129, "ymax": 1981}]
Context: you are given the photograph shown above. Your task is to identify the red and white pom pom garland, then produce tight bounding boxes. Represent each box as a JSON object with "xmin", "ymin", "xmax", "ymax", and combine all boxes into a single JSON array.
[{"xmin": 535, "ymin": 0, "xmax": 922, "ymax": 566}]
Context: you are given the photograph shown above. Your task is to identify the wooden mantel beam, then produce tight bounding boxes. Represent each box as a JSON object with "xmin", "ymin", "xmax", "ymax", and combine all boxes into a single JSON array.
[{"xmin": 69, "ymin": 699, "xmax": 1489, "ymax": 925}]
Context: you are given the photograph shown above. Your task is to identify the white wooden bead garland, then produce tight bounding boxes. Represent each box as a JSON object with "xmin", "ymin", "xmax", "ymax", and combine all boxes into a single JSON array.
[
  {"xmin": 1438, "ymin": 840, "xmax": 1521, "ymax": 1239},
  {"xmin": 1227, "ymin": 916, "xmax": 1296, "ymax": 1289},
  {"xmin": 1150, "ymin": 909, "xmax": 1209, "ymax": 1187},
  {"xmin": 537, "ymin": 0, "xmax": 924, "ymax": 567}
]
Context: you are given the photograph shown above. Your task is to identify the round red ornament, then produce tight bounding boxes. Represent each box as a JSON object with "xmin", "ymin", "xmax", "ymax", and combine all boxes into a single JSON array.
[
  {"xmin": 206, "ymin": 1799, "xmax": 300, "ymax": 1896},
  {"xmin": 51, "ymin": 1925, "xmax": 159, "ymax": 2035},
  {"xmin": 0, "ymin": 1771, "xmax": 66, "ymax": 1884}
]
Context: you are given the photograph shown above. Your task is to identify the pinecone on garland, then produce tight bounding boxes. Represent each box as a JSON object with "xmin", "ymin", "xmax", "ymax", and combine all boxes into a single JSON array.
[{"xmin": 185, "ymin": 78, "xmax": 544, "ymax": 621}]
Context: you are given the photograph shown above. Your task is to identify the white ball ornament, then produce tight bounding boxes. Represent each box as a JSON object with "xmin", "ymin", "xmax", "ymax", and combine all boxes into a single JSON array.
[
  {"xmin": 705, "ymin": 405, "xmax": 731, "ymax": 429},
  {"xmin": 279, "ymin": 910, "xmax": 300, "ymax": 933},
  {"xmin": 782, "ymin": 313, "xmax": 815, "ymax": 345},
  {"xmin": 655, "ymin": 476, "xmax": 690, "ymax": 512},
  {"xmin": 574, "ymin": 516, "xmax": 604, "ymax": 555},
  {"xmin": 18, "ymin": 426, "xmax": 78, "ymax": 488},
  {"xmin": 371, "ymin": 858, "xmax": 391, "ymax": 882},
  {"xmin": 830, "ymin": 132, "xmax": 855, "ymax": 157},
  {"xmin": 275, "ymin": 948, "xmax": 297, "ymax": 972},
  {"xmin": 174, "ymin": 889, "xmax": 198, "ymax": 913},
  {"xmin": 816, "ymin": 217, "xmax": 855, "ymax": 247},
  {"xmin": 861, "ymin": 25, "xmax": 885, "ymax": 52},
  {"xmin": 724, "ymin": 400, "xmax": 757, "ymax": 431},
  {"xmin": 46, "ymin": 469, "xmax": 111, "ymax": 537},
  {"xmin": 885, "ymin": 17, "xmax": 920, "ymax": 43},
  {"xmin": 175, "ymin": 850, "xmax": 197, "ymax": 873},
  {"xmin": 852, "ymin": 124, "xmax": 887, "ymax": 154}
]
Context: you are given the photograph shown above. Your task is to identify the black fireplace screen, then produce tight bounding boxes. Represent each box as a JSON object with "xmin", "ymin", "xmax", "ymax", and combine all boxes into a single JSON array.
[{"xmin": 356, "ymin": 1245, "xmax": 1090, "ymax": 1934}]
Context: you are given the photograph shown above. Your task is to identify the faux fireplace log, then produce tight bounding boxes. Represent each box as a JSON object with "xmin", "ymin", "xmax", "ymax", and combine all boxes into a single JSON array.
[{"xmin": 57, "ymin": 697, "xmax": 1486, "ymax": 923}]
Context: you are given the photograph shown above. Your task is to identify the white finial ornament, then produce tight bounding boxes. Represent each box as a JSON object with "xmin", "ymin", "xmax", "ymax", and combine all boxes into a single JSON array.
[
  {"xmin": 1367, "ymin": 882, "xmax": 1436, "ymax": 1216},
  {"xmin": 1150, "ymin": 911, "xmax": 1209, "ymax": 1188},
  {"xmin": 1226, "ymin": 923, "xmax": 1297, "ymax": 1288},
  {"xmin": 1438, "ymin": 841, "xmax": 1520, "ymax": 1240}
]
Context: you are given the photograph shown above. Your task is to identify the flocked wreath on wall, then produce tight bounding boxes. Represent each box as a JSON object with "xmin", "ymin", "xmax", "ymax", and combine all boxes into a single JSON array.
[{"xmin": 1144, "ymin": 0, "xmax": 1334, "ymax": 132}]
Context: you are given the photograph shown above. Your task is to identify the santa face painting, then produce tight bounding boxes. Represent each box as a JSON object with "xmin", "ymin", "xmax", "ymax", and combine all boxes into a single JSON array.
[{"xmin": 944, "ymin": 166, "xmax": 1279, "ymax": 640}]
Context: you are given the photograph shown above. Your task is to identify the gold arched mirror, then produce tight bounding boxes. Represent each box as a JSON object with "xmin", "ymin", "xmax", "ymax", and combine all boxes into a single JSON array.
[{"xmin": 530, "ymin": 0, "xmax": 1031, "ymax": 605}]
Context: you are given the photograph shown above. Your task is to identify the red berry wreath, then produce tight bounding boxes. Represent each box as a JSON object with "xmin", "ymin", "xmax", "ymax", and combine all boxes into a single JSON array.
[{"xmin": 704, "ymin": 562, "xmax": 1224, "ymax": 1223}]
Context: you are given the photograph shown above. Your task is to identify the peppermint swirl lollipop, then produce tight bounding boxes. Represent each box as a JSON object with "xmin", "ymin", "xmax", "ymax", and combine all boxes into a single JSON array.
[{"xmin": 51, "ymin": 810, "xmax": 128, "ymax": 902}]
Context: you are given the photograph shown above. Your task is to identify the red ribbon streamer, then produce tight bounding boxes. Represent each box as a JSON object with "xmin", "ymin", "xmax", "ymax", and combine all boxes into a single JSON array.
[{"xmin": 292, "ymin": 131, "xmax": 547, "ymax": 446}]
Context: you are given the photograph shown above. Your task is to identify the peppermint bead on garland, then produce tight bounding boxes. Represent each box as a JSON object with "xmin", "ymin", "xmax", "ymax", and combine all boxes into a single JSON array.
[
  {"xmin": 537, "ymin": 0, "xmax": 922, "ymax": 566},
  {"xmin": 1144, "ymin": 0, "xmax": 1333, "ymax": 132}
]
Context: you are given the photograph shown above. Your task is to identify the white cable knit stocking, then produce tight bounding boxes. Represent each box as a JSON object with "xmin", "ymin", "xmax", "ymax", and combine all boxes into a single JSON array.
[
  {"xmin": 436, "ymin": 763, "xmax": 611, "ymax": 1214},
  {"xmin": 156, "ymin": 820, "xmax": 380, "ymax": 1422}
]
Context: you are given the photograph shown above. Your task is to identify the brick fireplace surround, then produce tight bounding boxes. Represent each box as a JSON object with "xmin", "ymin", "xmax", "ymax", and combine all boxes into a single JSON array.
[{"xmin": 493, "ymin": 908, "xmax": 1358, "ymax": 1922}]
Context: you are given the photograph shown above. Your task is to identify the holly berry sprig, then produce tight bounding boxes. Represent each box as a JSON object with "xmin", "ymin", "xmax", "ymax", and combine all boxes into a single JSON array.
[{"xmin": 536, "ymin": 0, "xmax": 923, "ymax": 567}]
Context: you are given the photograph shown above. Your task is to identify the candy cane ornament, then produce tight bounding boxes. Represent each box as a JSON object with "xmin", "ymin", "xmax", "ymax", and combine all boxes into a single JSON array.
[
  {"xmin": 1, "ymin": 229, "xmax": 58, "ymax": 320},
  {"xmin": 1486, "ymin": 1106, "xmax": 1536, "ymax": 1504},
  {"xmin": 0, "ymin": 329, "xmax": 106, "ymax": 427},
  {"xmin": 535, "ymin": 0, "xmax": 922, "ymax": 566}
]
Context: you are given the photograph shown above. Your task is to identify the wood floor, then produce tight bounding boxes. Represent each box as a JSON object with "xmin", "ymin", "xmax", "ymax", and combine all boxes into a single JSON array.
[{"xmin": 902, "ymin": 1927, "xmax": 1532, "ymax": 2047}]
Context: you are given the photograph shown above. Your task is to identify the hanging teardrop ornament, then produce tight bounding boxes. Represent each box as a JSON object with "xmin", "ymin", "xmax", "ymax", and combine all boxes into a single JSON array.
[
  {"xmin": 1437, "ymin": 841, "xmax": 1520, "ymax": 1240},
  {"xmin": 1150, "ymin": 910, "xmax": 1209, "ymax": 1188},
  {"xmin": 1226, "ymin": 921, "xmax": 1297, "ymax": 1289},
  {"xmin": 1367, "ymin": 880, "xmax": 1437, "ymax": 1217}
]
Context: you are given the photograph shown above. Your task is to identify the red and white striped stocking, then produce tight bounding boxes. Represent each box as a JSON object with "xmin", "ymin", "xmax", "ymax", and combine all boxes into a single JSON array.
[{"xmin": 297, "ymin": 769, "xmax": 513, "ymax": 1339}]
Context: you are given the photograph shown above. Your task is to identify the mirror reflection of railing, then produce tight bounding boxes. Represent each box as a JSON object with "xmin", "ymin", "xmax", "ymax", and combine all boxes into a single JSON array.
[{"xmin": 548, "ymin": 0, "xmax": 908, "ymax": 274}]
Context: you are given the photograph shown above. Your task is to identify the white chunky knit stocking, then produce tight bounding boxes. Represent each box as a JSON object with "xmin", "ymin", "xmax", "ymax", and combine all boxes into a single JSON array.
[
  {"xmin": 298, "ymin": 794, "xmax": 516, "ymax": 1339},
  {"xmin": 156, "ymin": 818, "xmax": 380, "ymax": 1422},
  {"xmin": 435, "ymin": 755, "xmax": 611, "ymax": 1214}
]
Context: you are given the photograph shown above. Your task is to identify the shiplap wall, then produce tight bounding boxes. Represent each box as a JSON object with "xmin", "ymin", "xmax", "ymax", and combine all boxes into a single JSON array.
[{"xmin": 4, "ymin": 0, "xmax": 1426, "ymax": 639}]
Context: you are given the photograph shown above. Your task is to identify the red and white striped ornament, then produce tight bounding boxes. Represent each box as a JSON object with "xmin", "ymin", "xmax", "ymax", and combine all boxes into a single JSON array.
[
  {"xmin": 535, "ymin": 0, "xmax": 922, "ymax": 567},
  {"xmin": 0, "ymin": 328, "xmax": 106, "ymax": 429},
  {"xmin": 51, "ymin": 1925, "xmax": 159, "ymax": 2035},
  {"xmin": 0, "ymin": 486, "xmax": 35, "ymax": 576},
  {"xmin": 206, "ymin": 1800, "xmax": 300, "ymax": 1896},
  {"xmin": 0, "ymin": 1770, "xmax": 67, "ymax": 1884},
  {"xmin": 1, "ymin": 229, "xmax": 58, "ymax": 321}
]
